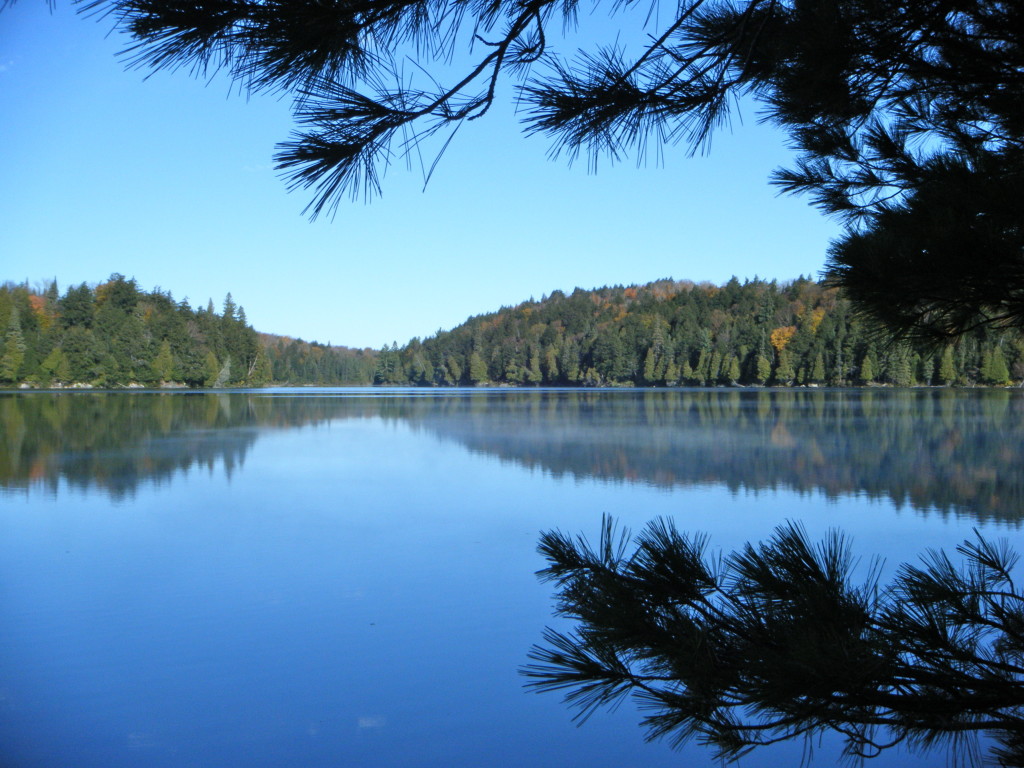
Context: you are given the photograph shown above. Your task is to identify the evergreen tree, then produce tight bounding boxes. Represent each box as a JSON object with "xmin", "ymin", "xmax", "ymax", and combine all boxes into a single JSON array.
[
  {"xmin": 559, "ymin": 341, "xmax": 580, "ymax": 384},
  {"xmin": 526, "ymin": 350, "xmax": 543, "ymax": 385},
  {"xmin": 662, "ymin": 357, "xmax": 679, "ymax": 387},
  {"xmin": 938, "ymin": 345, "xmax": 957, "ymax": 386},
  {"xmin": 40, "ymin": 346, "xmax": 70, "ymax": 385},
  {"xmin": 469, "ymin": 351, "xmax": 488, "ymax": 385},
  {"xmin": 887, "ymin": 346, "xmax": 916, "ymax": 387},
  {"xmin": 724, "ymin": 355, "xmax": 741, "ymax": 384},
  {"xmin": 447, "ymin": 355, "xmax": 464, "ymax": 385},
  {"xmin": 754, "ymin": 354, "xmax": 771, "ymax": 385},
  {"xmin": 249, "ymin": 349, "xmax": 273, "ymax": 385},
  {"xmin": 59, "ymin": 283, "xmax": 95, "ymax": 329},
  {"xmin": 680, "ymin": 359, "xmax": 694, "ymax": 385},
  {"xmin": 222, "ymin": 293, "xmax": 236, "ymax": 321},
  {"xmin": 542, "ymin": 346, "xmax": 559, "ymax": 384},
  {"xmin": 810, "ymin": 353, "xmax": 825, "ymax": 384},
  {"xmin": 693, "ymin": 349, "xmax": 711, "ymax": 386},
  {"xmin": 373, "ymin": 343, "xmax": 397, "ymax": 384},
  {"xmin": 860, "ymin": 351, "xmax": 877, "ymax": 384},
  {"xmin": 709, "ymin": 351, "xmax": 722, "ymax": 385},
  {"xmin": 1, "ymin": 310, "xmax": 26, "ymax": 383},
  {"xmin": 62, "ymin": 326, "xmax": 102, "ymax": 383},
  {"xmin": 203, "ymin": 351, "xmax": 220, "ymax": 387},
  {"xmin": 984, "ymin": 346, "xmax": 1012, "ymax": 386},
  {"xmin": 774, "ymin": 350, "xmax": 795, "ymax": 385},
  {"xmin": 642, "ymin": 348, "xmax": 658, "ymax": 385},
  {"xmin": 152, "ymin": 339, "xmax": 175, "ymax": 382}
]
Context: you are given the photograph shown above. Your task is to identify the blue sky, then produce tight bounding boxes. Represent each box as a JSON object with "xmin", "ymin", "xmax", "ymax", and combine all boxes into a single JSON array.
[{"xmin": 1, "ymin": 3, "xmax": 839, "ymax": 349}]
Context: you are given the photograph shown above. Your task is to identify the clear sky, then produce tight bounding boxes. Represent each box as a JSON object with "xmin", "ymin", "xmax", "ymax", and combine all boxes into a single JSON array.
[{"xmin": 1, "ymin": 3, "xmax": 840, "ymax": 349}]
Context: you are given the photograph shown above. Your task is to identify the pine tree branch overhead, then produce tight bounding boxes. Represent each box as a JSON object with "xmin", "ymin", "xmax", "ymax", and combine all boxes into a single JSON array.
[{"xmin": 74, "ymin": 0, "xmax": 1024, "ymax": 337}]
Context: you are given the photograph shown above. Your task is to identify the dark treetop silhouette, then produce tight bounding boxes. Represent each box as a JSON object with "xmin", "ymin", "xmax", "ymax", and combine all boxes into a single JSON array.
[{"xmin": 76, "ymin": 0, "xmax": 1024, "ymax": 341}]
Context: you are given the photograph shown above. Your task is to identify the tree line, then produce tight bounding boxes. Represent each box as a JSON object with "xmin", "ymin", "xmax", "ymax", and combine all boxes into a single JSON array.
[
  {"xmin": 259, "ymin": 334, "xmax": 376, "ymax": 386},
  {"xmin": 4, "ymin": 274, "xmax": 1021, "ymax": 389},
  {"xmin": 0, "ymin": 275, "xmax": 373, "ymax": 388},
  {"xmin": 377, "ymin": 277, "xmax": 1022, "ymax": 388}
]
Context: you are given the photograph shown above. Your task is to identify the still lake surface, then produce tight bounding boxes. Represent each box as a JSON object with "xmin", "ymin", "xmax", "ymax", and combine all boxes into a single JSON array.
[{"xmin": 1, "ymin": 387, "xmax": 1021, "ymax": 768}]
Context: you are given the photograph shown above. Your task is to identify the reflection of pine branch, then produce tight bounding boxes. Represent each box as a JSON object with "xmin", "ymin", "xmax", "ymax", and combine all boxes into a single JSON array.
[{"xmin": 525, "ymin": 516, "xmax": 1024, "ymax": 765}]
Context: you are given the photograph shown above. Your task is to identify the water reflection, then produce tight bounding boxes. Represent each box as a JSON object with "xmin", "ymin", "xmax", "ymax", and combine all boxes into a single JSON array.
[{"xmin": 1, "ymin": 388, "xmax": 1021, "ymax": 524}]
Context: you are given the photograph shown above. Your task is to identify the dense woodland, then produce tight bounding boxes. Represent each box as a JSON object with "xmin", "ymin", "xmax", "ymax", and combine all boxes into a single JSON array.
[
  {"xmin": 259, "ymin": 333, "xmax": 375, "ymax": 386},
  {"xmin": 0, "ymin": 276, "xmax": 374, "ymax": 388},
  {"xmin": 2, "ymin": 275, "xmax": 1021, "ymax": 388},
  {"xmin": 377, "ymin": 278, "xmax": 1024, "ymax": 387}
]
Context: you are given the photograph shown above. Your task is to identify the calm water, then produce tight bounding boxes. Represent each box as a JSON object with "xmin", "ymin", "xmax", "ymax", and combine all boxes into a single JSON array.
[{"xmin": 1, "ymin": 388, "xmax": 1021, "ymax": 768}]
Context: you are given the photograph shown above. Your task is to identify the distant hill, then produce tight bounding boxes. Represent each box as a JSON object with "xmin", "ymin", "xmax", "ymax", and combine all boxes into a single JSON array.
[
  {"xmin": 374, "ymin": 277, "xmax": 1022, "ymax": 387},
  {"xmin": 0, "ymin": 276, "xmax": 373, "ymax": 388},
  {"xmin": 258, "ymin": 333, "xmax": 376, "ymax": 386}
]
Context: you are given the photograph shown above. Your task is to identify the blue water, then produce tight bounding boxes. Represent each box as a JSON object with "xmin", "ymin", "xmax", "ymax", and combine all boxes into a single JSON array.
[{"xmin": 0, "ymin": 388, "xmax": 1019, "ymax": 767}]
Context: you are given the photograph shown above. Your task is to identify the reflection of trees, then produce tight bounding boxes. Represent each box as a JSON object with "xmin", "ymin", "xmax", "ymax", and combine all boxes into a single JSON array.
[
  {"xmin": 0, "ymin": 393, "xmax": 259, "ymax": 500},
  {"xmin": 0, "ymin": 392, "xmax": 397, "ymax": 499},
  {"xmin": 396, "ymin": 389, "xmax": 1024, "ymax": 526},
  {"xmin": 2, "ymin": 390, "xmax": 1021, "ymax": 524}
]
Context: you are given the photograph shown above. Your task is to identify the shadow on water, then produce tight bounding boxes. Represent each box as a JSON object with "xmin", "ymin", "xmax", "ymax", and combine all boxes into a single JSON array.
[{"xmin": 1, "ymin": 388, "xmax": 1021, "ymax": 524}]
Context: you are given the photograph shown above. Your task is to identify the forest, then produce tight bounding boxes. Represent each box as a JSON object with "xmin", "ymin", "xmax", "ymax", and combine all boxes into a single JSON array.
[
  {"xmin": 376, "ymin": 277, "xmax": 1023, "ymax": 387},
  {"xmin": 0, "ymin": 276, "xmax": 374, "ymax": 388},
  {"xmin": 1, "ymin": 275, "xmax": 1021, "ymax": 388}
]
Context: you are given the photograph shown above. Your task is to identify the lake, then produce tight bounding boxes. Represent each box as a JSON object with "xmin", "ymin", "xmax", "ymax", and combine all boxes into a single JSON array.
[{"xmin": 1, "ymin": 387, "xmax": 1021, "ymax": 767}]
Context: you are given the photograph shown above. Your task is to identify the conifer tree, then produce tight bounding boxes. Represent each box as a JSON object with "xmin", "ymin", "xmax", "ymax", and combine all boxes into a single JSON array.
[
  {"xmin": 447, "ymin": 355, "xmax": 463, "ymax": 385},
  {"xmin": 887, "ymin": 346, "xmax": 915, "ymax": 387},
  {"xmin": 680, "ymin": 360, "xmax": 694, "ymax": 385},
  {"xmin": 774, "ymin": 350, "xmax": 795, "ymax": 385},
  {"xmin": 811, "ymin": 353, "xmax": 825, "ymax": 384},
  {"xmin": 543, "ymin": 347, "xmax": 559, "ymax": 384},
  {"xmin": 559, "ymin": 342, "xmax": 580, "ymax": 384},
  {"xmin": 860, "ymin": 351, "xmax": 876, "ymax": 384},
  {"xmin": 1, "ymin": 310, "xmax": 26, "ymax": 383},
  {"xmin": 642, "ymin": 348, "xmax": 658, "ymax": 385},
  {"xmin": 662, "ymin": 357, "xmax": 679, "ymax": 387},
  {"xmin": 709, "ymin": 351, "xmax": 723, "ymax": 385},
  {"xmin": 526, "ymin": 350, "xmax": 543, "ymax": 385},
  {"xmin": 724, "ymin": 355, "xmax": 741, "ymax": 384},
  {"xmin": 203, "ymin": 351, "xmax": 220, "ymax": 387},
  {"xmin": 693, "ymin": 350, "xmax": 710, "ymax": 386},
  {"xmin": 938, "ymin": 346, "xmax": 957, "ymax": 386},
  {"xmin": 754, "ymin": 354, "xmax": 771, "ymax": 385},
  {"xmin": 40, "ymin": 346, "xmax": 70, "ymax": 385},
  {"xmin": 222, "ymin": 293, "xmax": 237, "ymax": 321},
  {"xmin": 984, "ymin": 346, "xmax": 1012, "ymax": 386},
  {"xmin": 152, "ymin": 339, "xmax": 175, "ymax": 382},
  {"xmin": 249, "ymin": 349, "xmax": 273, "ymax": 386},
  {"xmin": 469, "ymin": 351, "xmax": 488, "ymax": 385}
]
